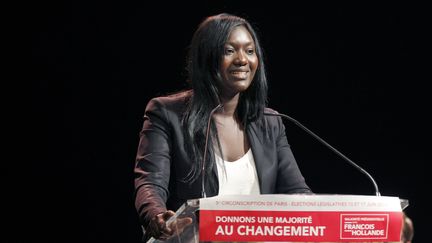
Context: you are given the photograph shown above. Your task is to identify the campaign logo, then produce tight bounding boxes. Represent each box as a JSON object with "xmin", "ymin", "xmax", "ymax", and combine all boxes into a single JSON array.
[{"xmin": 340, "ymin": 214, "xmax": 389, "ymax": 240}]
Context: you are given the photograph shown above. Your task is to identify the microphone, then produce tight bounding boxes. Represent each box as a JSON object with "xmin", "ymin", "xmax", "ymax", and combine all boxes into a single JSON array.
[
  {"xmin": 264, "ymin": 111, "xmax": 381, "ymax": 196},
  {"xmin": 201, "ymin": 104, "xmax": 223, "ymax": 198}
]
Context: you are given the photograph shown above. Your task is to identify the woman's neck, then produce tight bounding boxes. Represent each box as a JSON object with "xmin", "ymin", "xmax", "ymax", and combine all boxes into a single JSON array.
[{"xmin": 218, "ymin": 95, "xmax": 239, "ymax": 117}]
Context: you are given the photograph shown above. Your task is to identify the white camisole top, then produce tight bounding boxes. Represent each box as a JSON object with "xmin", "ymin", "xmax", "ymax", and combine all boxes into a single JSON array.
[{"xmin": 215, "ymin": 148, "xmax": 261, "ymax": 195}]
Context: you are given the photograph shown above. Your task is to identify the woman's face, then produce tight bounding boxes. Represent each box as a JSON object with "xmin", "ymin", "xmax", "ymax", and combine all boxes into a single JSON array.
[{"xmin": 219, "ymin": 25, "xmax": 258, "ymax": 98}]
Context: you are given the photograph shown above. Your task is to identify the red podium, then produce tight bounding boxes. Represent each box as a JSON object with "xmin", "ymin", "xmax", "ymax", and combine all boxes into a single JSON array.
[{"xmin": 147, "ymin": 194, "xmax": 407, "ymax": 242}]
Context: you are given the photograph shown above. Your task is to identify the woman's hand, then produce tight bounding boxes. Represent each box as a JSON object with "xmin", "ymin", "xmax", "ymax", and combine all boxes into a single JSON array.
[{"xmin": 148, "ymin": 210, "xmax": 193, "ymax": 240}]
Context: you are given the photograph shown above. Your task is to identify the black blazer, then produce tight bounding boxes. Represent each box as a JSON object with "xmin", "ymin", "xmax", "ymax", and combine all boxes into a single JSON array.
[{"xmin": 134, "ymin": 91, "xmax": 311, "ymax": 230}]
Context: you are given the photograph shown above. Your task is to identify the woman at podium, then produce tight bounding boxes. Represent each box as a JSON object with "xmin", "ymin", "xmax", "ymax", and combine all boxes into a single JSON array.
[{"xmin": 134, "ymin": 13, "xmax": 312, "ymax": 241}]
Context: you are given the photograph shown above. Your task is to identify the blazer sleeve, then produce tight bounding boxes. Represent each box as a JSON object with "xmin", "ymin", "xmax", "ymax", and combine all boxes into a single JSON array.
[
  {"xmin": 274, "ymin": 115, "xmax": 312, "ymax": 194},
  {"xmin": 134, "ymin": 98, "xmax": 171, "ymax": 228}
]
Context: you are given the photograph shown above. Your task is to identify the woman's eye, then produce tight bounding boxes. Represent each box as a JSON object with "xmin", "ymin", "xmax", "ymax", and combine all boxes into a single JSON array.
[
  {"xmin": 225, "ymin": 48, "xmax": 234, "ymax": 55},
  {"xmin": 247, "ymin": 49, "xmax": 255, "ymax": 55}
]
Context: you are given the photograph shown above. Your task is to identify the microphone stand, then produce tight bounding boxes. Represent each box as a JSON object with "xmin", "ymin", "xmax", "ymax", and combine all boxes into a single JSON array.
[
  {"xmin": 264, "ymin": 112, "xmax": 381, "ymax": 196},
  {"xmin": 201, "ymin": 104, "xmax": 223, "ymax": 198}
]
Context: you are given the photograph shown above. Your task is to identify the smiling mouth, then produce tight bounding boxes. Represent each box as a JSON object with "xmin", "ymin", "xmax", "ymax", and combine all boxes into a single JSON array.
[{"xmin": 230, "ymin": 71, "xmax": 249, "ymax": 79}]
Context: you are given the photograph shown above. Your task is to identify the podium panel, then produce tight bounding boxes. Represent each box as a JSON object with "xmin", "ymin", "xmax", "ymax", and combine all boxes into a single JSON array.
[{"xmin": 148, "ymin": 194, "xmax": 406, "ymax": 243}]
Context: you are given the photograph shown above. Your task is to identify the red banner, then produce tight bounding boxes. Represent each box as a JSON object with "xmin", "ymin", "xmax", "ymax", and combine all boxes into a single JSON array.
[{"xmin": 199, "ymin": 195, "xmax": 403, "ymax": 242}]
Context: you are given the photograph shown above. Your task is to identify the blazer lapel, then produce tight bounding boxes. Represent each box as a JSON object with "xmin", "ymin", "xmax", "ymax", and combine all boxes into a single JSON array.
[{"xmin": 247, "ymin": 122, "xmax": 273, "ymax": 194}]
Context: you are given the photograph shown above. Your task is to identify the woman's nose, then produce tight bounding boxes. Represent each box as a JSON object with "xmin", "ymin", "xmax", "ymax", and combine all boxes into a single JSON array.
[{"xmin": 234, "ymin": 51, "xmax": 248, "ymax": 65}]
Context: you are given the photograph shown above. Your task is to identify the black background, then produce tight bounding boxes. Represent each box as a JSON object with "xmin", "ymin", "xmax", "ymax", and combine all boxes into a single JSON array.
[{"xmin": 31, "ymin": 1, "xmax": 428, "ymax": 242}]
